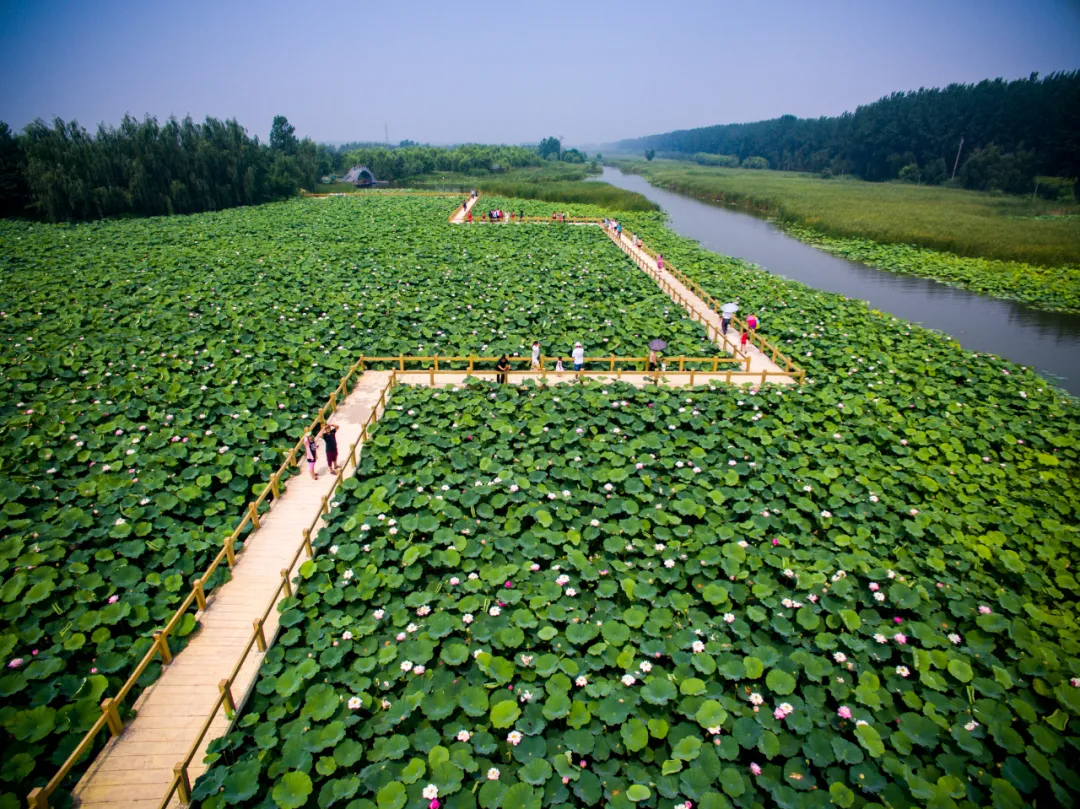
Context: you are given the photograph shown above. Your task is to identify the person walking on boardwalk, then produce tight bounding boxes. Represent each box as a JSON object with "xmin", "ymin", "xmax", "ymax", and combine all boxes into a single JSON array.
[
  {"xmin": 496, "ymin": 354, "xmax": 510, "ymax": 384},
  {"xmin": 572, "ymin": 342, "xmax": 585, "ymax": 372},
  {"xmin": 616, "ymin": 222, "xmax": 622, "ymax": 238},
  {"xmin": 466, "ymin": 211, "xmax": 473, "ymax": 223},
  {"xmin": 721, "ymin": 302, "xmax": 738, "ymax": 336},
  {"xmin": 321, "ymin": 422, "xmax": 340, "ymax": 474},
  {"xmin": 647, "ymin": 348, "xmax": 659, "ymax": 372},
  {"xmin": 303, "ymin": 430, "xmax": 319, "ymax": 480},
  {"xmin": 555, "ymin": 357, "xmax": 565, "ymax": 372},
  {"xmin": 531, "ymin": 341, "xmax": 542, "ymax": 370},
  {"xmin": 740, "ymin": 328, "xmax": 749, "ymax": 349},
  {"xmin": 746, "ymin": 313, "xmax": 759, "ymax": 333},
  {"xmin": 656, "ymin": 253, "xmax": 664, "ymax": 271}
]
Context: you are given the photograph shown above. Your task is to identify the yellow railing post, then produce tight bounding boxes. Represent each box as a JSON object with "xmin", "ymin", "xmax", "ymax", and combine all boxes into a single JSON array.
[
  {"xmin": 154, "ymin": 631, "xmax": 172, "ymax": 665},
  {"xmin": 302, "ymin": 529, "xmax": 313, "ymax": 558},
  {"xmin": 281, "ymin": 569, "xmax": 292, "ymax": 598},
  {"xmin": 174, "ymin": 763, "xmax": 191, "ymax": 803},
  {"xmin": 225, "ymin": 536, "xmax": 237, "ymax": 567},
  {"xmin": 192, "ymin": 577, "xmax": 207, "ymax": 611},
  {"xmin": 27, "ymin": 787, "xmax": 47, "ymax": 809},
  {"xmin": 219, "ymin": 679, "xmax": 236, "ymax": 715},
  {"xmin": 270, "ymin": 472, "xmax": 280, "ymax": 499},
  {"xmin": 253, "ymin": 619, "xmax": 267, "ymax": 653},
  {"xmin": 247, "ymin": 502, "xmax": 260, "ymax": 530},
  {"xmin": 101, "ymin": 698, "xmax": 123, "ymax": 737}
]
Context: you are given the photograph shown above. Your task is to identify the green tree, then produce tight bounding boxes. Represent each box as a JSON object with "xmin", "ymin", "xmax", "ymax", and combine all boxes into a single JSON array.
[
  {"xmin": 898, "ymin": 163, "xmax": 921, "ymax": 183},
  {"xmin": 269, "ymin": 115, "xmax": 298, "ymax": 155},
  {"xmin": 538, "ymin": 136, "xmax": 561, "ymax": 160},
  {"xmin": 0, "ymin": 122, "xmax": 29, "ymax": 217},
  {"xmin": 645, "ymin": 149, "xmax": 655, "ymax": 161},
  {"xmin": 741, "ymin": 156, "xmax": 769, "ymax": 170}
]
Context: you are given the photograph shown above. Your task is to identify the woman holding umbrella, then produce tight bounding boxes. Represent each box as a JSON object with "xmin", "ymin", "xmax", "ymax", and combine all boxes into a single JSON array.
[
  {"xmin": 647, "ymin": 339, "xmax": 667, "ymax": 372},
  {"xmin": 721, "ymin": 302, "xmax": 738, "ymax": 336}
]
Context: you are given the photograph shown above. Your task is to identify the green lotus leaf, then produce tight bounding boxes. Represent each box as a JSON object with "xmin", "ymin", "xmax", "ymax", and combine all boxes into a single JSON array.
[
  {"xmin": 765, "ymin": 669, "xmax": 796, "ymax": 695},
  {"xmin": 490, "ymin": 700, "xmax": 521, "ymax": 728},
  {"xmin": 376, "ymin": 781, "xmax": 407, "ymax": 809},
  {"xmin": 695, "ymin": 699, "xmax": 728, "ymax": 728},
  {"xmin": 272, "ymin": 771, "xmax": 312, "ymax": 809},
  {"xmin": 626, "ymin": 784, "xmax": 651, "ymax": 802}
]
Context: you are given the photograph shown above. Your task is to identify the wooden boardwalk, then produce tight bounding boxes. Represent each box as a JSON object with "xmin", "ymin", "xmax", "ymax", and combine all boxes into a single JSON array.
[
  {"xmin": 603, "ymin": 228, "xmax": 790, "ymax": 379},
  {"xmin": 71, "ymin": 372, "xmax": 393, "ymax": 809}
]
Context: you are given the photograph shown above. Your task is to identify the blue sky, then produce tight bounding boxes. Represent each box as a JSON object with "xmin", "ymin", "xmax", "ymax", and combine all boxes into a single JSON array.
[{"xmin": 1, "ymin": 0, "xmax": 1078, "ymax": 146}]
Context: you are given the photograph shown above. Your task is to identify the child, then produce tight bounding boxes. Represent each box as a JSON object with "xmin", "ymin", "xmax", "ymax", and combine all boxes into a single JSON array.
[
  {"xmin": 303, "ymin": 431, "xmax": 318, "ymax": 480},
  {"xmin": 321, "ymin": 423, "xmax": 340, "ymax": 474},
  {"xmin": 740, "ymin": 329, "xmax": 749, "ymax": 348},
  {"xmin": 555, "ymin": 357, "xmax": 565, "ymax": 372}
]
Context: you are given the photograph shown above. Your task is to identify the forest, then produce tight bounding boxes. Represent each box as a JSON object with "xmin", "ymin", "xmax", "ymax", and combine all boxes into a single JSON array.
[
  {"xmin": 615, "ymin": 72, "xmax": 1080, "ymax": 192},
  {"xmin": 0, "ymin": 115, "xmax": 560, "ymax": 223}
]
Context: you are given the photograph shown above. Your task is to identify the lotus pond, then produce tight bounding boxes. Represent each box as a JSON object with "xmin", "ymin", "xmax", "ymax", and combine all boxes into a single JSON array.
[
  {"xmin": 193, "ymin": 375, "xmax": 1080, "ymax": 809},
  {"xmin": 0, "ymin": 195, "xmax": 719, "ymax": 807},
  {"xmin": 2, "ymin": 189, "xmax": 1078, "ymax": 809}
]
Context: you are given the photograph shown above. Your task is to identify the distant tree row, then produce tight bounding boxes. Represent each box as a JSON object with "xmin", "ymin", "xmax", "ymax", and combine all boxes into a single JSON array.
[
  {"xmin": 0, "ymin": 114, "xmax": 320, "ymax": 221},
  {"xmin": 0, "ymin": 116, "xmax": 577, "ymax": 222},
  {"xmin": 617, "ymin": 72, "xmax": 1080, "ymax": 193}
]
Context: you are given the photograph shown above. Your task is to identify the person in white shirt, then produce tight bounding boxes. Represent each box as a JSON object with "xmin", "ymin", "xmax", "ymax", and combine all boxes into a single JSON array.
[
  {"xmin": 572, "ymin": 342, "xmax": 585, "ymax": 372},
  {"xmin": 530, "ymin": 341, "xmax": 541, "ymax": 370}
]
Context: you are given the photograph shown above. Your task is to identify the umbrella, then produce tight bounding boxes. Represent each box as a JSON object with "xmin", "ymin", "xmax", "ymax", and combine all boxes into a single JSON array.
[
  {"xmin": 648, "ymin": 339, "xmax": 668, "ymax": 351},
  {"xmin": 721, "ymin": 303, "xmax": 739, "ymax": 315}
]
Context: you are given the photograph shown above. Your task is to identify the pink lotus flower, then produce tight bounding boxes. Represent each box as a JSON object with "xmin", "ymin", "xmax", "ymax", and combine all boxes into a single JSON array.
[
  {"xmin": 978, "ymin": 605, "xmax": 991, "ymax": 615},
  {"xmin": 108, "ymin": 595, "xmax": 119, "ymax": 604},
  {"xmin": 894, "ymin": 617, "xmax": 903, "ymax": 624},
  {"xmin": 750, "ymin": 763, "xmax": 762, "ymax": 776},
  {"xmin": 893, "ymin": 633, "xmax": 907, "ymax": 644},
  {"xmin": 837, "ymin": 706, "xmax": 852, "ymax": 719}
]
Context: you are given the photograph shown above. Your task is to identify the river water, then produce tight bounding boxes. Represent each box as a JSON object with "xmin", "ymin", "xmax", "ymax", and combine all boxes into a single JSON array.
[{"xmin": 600, "ymin": 167, "xmax": 1080, "ymax": 395}]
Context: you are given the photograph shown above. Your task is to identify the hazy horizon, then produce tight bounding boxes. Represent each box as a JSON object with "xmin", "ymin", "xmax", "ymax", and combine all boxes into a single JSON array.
[{"xmin": 1, "ymin": 0, "xmax": 1078, "ymax": 148}]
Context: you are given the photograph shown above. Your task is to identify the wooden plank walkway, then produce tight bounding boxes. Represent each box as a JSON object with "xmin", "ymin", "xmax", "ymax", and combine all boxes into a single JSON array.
[
  {"xmin": 395, "ymin": 369, "xmax": 786, "ymax": 388},
  {"xmin": 603, "ymin": 228, "xmax": 790, "ymax": 379},
  {"xmin": 71, "ymin": 372, "xmax": 393, "ymax": 809}
]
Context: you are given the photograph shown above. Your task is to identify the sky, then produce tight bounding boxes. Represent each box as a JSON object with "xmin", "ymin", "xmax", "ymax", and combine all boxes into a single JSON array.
[{"xmin": 1, "ymin": 0, "xmax": 1078, "ymax": 147}]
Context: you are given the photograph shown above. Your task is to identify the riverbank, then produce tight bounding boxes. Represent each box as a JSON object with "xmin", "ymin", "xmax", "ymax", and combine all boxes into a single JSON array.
[{"xmin": 607, "ymin": 158, "xmax": 1080, "ymax": 311}]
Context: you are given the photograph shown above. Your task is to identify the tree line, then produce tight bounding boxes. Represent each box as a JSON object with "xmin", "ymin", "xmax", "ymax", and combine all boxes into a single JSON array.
[
  {"xmin": 0, "ymin": 114, "xmax": 567, "ymax": 222},
  {"xmin": 0, "ymin": 114, "xmax": 325, "ymax": 221},
  {"xmin": 615, "ymin": 72, "xmax": 1080, "ymax": 195}
]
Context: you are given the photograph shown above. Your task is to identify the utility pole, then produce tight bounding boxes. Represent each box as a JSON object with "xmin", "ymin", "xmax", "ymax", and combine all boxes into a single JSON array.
[
  {"xmin": 951, "ymin": 135, "xmax": 964, "ymax": 180},
  {"xmin": 385, "ymin": 123, "xmax": 389, "ymax": 146}
]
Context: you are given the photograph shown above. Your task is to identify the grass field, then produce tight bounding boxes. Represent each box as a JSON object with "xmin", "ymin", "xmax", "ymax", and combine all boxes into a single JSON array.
[{"xmin": 609, "ymin": 158, "xmax": 1080, "ymax": 267}]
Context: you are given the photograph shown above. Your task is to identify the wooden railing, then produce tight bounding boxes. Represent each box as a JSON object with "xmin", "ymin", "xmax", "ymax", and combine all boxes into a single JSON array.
[
  {"xmin": 26, "ymin": 358, "xmax": 376, "ymax": 809},
  {"xmin": 152, "ymin": 372, "xmax": 398, "ymax": 809},
  {"xmin": 617, "ymin": 230, "xmax": 803, "ymax": 380}
]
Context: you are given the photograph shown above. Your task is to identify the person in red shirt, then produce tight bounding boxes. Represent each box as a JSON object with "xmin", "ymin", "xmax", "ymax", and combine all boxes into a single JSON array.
[{"xmin": 740, "ymin": 329, "xmax": 749, "ymax": 348}]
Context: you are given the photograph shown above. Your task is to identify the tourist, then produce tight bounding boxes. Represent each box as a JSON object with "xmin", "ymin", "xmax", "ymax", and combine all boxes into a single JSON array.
[
  {"xmin": 303, "ymin": 431, "xmax": 319, "ymax": 480},
  {"xmin": 740, "ymin": 328, "xmax": 749, "ymax": 348},
  {"xmin": 321, "ymin": 422, "xmax": 340, "ymax": 474},
  {"xmin": 531, "ymin": 341, "xmax": 541, "ymax": 370},
  {"xmin": 466, "ymin": 211, "xmax": 472, "ymax": 223},
  {"xmin": 496, "ymin": 354, "xmax": 510, "ymax": 384},
  {"xmin": 721, "ymin": 305, "xmax": 735, "ymax": 335},
  {"xmin": 656, "ymin": 253, "xmax": 664, "ymax": 271},
  {"xmin": 616, "ymin": 222, "xmax": 622, "ymax": 238},
  {"xmin": 555, "ymin": 357, "xmax": 565, "ymax": 372},
  {"xmin": 647, "ymin": 348, "xmax": 659, "ymax": 372},
  {"xmin": 747, "ymin": 313, "xmax": 759, "ymax": 332},
  {"xmin": 572, "ymin": 341, "xmax": 585, "ymax": 372},
  {"xmin": 518, "ymin": 209, "xmax": 524, "ymax": 220}
]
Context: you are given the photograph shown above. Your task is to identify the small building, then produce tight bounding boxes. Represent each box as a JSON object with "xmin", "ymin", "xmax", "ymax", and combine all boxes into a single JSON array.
[{"xmin": 341, "ymin": 166, "xmax": 378, "ymax": 187}]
